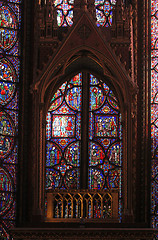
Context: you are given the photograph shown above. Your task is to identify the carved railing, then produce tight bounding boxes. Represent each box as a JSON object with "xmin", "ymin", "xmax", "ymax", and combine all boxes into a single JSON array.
[{"xmin": 46, "ymin": 190, "xmax": 119, "ymax": 222}]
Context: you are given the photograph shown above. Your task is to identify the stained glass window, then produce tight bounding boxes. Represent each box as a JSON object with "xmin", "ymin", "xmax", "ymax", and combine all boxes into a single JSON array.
[
  {"xmin": 46, "ymin": 73, "xmax": 122, "ymax": 219},
  {"xmin": 0, "ymin": 0, "xmax": 21, "ymax": 239},
  {"xmin": 54, "ymin": 0, "xmax": 74, "ymax": 27},
  {"xmin": 88, "ymin": 75, "xmax": 122, "ymax": 193},
  {"xmin": 95, "ymin": 0, "xmax": 116, "ymax": 27},
  {"xmin": 151, "ymin": 0, "xmax": 158, "ymax": 234},
  {"xmin": 53, "ymin": 0, "xmax": 116, "ymax": 28}
]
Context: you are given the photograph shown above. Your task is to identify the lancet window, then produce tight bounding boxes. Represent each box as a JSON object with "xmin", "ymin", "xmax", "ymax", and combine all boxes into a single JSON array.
[
  {"xmin": 0, "ymin": 0, "xmax": 21, "ymax": 239},
  {"xmin": 45, "ymin": 73, "xmax": 122, "ymax": 221}
]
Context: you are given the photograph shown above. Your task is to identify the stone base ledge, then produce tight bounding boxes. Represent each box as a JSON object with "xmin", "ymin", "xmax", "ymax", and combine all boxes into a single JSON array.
[{"xmin": 10, "ymin": 227, "xmax": 157, "ymax": 239}]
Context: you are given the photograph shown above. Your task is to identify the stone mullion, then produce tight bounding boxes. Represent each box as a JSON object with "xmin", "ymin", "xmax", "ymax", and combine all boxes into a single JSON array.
[
  {"xmin": 19, "ymin": 0, "xmax": 35, "ymax": 225},
  {"xmin": 32, "ymin": 90, "xmax": 45, "ymax": 222},
  {"xmin": 81, "ymin": 72, "xmax": 89, "ymax": 189},
  {"xmin": 139, "ymin": 0, "xmax": 150, "ymax": 224},
  {"xmin": 135, "ymin": 0, "xmax": 146, "ymax": 223},
  {"xmin": 143, "ymin": 0, "xmax": 151, "ymax": 225}
]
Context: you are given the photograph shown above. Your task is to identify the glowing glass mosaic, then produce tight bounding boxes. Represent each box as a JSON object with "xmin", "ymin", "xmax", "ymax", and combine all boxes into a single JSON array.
[
  {"xmin": 95, "ymin": 0, "xmax": 116, "ymax": 27},
  {"xmin": 95, "ymin": 115, "xmax": 118, "ymax": 137},
  {"xmin": 0, "ymin": 58, "xmax": 17, "ymax": 106},
  {"xmin": 52, "ymin": 115, "xmax": 76, "ymax": 137},
  {"xmin": 88, "ymin": 74, "xmax": 122, "ymax": 192},
  {"xmin": 46, "ymin": 73, "xmax": 82, "ymax": 190},
  {"xmin": 151, "ymin": 0, "xmax": 158, "ymax": 233},
  {"xmin": 0, "ymin": 0, "xmax": 21, "ymax": 238},
  {"xmin": 65, "ymin": 141, "xmax": 80, "ymax": 166},
  {"xmin": 0, "ymin": 5, "xmax": 18, "ymax": 50},
  {"xmin": 46, "ymin": 73, "xmax": 122, "ymax": 219},
  {"xmin": 54, "ymin": 0, "xmax": 74, "ymax": 27},
  {"xmin": 0, "ymin": 168, "xmax": 13, "ymax": 216}
]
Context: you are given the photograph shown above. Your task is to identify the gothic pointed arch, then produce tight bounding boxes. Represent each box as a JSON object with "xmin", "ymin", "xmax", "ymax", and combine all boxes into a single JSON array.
[{"xmin": 30, "ymin": 27, "xmax": 138, "ymax": 222}]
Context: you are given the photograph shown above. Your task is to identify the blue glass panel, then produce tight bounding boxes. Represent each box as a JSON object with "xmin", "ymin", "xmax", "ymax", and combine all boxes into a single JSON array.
[
  {"xmin": 0, "ymin": 5, "xmax": 18, "ymax": 50},
  {"xmin": 0, "ymin": 0, "xmax": 21, "ymax": 238},
  {"xmin": 46, "ymin": 74, "xmax": 82, "ymax": 190}
]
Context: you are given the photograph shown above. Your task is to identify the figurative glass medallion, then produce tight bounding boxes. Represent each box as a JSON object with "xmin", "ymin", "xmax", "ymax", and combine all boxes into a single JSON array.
[
  {"xmin": 0, "ymin": 5, "xmax": 18, "ymax": 50},
  {"xmin": 0, "ymin": 168, "xmax": 13, "ymax": 216},
  {"xmin": 0, "ymin": 58, "xmax": 17, "ymax": 106}
]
